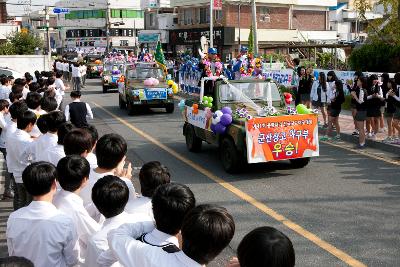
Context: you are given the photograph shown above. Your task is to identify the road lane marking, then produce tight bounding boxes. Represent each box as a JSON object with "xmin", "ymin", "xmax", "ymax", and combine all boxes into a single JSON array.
[
  {"xmin": 320, "ymin": 141, "xmax": 400, "ymax": 166},
  {"xmin": 92, "ymin": 102, "xmax": 366, "ymax": 267}
]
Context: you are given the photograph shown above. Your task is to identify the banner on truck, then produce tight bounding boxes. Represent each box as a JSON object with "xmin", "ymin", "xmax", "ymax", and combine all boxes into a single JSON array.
[{"xmin": 246, "ymin": 114, "xmax": 319, "ymax": 163}]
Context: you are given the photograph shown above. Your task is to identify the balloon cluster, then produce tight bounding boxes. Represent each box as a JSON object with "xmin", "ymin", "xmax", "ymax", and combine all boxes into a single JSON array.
[
  {"xmin": 235, "ymin": 108, "xmax": 253, "ymax": 120},
  {"xmin": 211, "ymin": 107, "xmax": 233, "ymax": 134},
  {"xmin": 112, "ymin": 70, "xmax": 121, "ymax": 75},
  {"xmin": 296, "ymin": 104, "xmax": 312, "ymax": 115},
  {"xmin": 94, "ymin": 59, "xmax": 102, "ymax": 64},
  {"xmin": 283, "ymin": 92, "xmax": 293, "ymax": 105},
  {"xmin": 192, "ymin": 104, "xmax": 199, "ymax": 114},
  {"xmin": 202, "ymin": 96, "xmax": 213, "ymax": 108},
  {"xmin": 167, "ymin": 78, "xmax": 179, "ymax": 94},
  {"xmin": 144, "ymin": 77, "xmax": 160, "ymax": 87},
  {"xmin": 178, "ymin": 99, "xmax": 185, "ymax": 111}
]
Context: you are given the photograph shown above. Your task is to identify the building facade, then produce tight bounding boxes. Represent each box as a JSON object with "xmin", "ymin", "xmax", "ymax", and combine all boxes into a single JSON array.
[
  {"xmin": 169, "ymin": 0, "xmax": 338, "ymax": 61},
  {"xmin": 56, "ymin": 0, "xmax": 144, "ymax": 53}
]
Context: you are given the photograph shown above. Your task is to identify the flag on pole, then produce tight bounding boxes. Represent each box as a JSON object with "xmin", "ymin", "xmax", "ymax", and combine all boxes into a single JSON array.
[{"xmin": 155, "ymin": 41, "xmax": 167, "ymax": 74}]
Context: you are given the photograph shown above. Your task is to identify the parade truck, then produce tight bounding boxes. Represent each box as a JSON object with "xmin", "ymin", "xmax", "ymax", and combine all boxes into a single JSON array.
[
  {"xmin": 85, "ymin": 55, "xmax": 103, "ymax": 78},
  {"xmin": 102, "ymin": 60, "xmax": 126, "ymax": 93},
  {"xmin": 181, "ymin": 77, "xmax": 320, "ymax": 173},
  {"xmin": 118, "ymin": 65, "xmax": 175, "ymax": 115}
]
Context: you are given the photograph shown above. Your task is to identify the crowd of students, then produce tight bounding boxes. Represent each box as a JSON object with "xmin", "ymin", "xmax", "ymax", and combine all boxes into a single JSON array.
[
  {"xmin": 293, "ymin": 65, "xmax": 400, "ymax": 149},
  {"xmin": 0, "ymin": 72, "xmax": 296, "ymax": 266},
  {"xmin": 54, "ymin": 60, "xmax": 87, "ymax": 92}
]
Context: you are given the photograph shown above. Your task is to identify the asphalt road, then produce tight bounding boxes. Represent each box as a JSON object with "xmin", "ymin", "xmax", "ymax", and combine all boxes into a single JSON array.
[{"xmin": 1, "ymin": 79, "xmax": 400, "ymax": 266}]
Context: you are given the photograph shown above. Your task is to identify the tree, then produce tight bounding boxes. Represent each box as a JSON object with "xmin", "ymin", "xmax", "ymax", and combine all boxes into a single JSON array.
[
  {"xmin": 248, "ymin": 25, "xmax": 254, "ymax": 55},
  {"xmin": 0, "ymin": 31, "xmax": 43, "ymax": 55}
]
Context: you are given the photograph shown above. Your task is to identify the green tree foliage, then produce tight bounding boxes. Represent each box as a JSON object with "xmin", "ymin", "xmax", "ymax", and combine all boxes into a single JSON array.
[{"xmin": 0, "ymin": 31, "xmax": 43, "ymax": 55}]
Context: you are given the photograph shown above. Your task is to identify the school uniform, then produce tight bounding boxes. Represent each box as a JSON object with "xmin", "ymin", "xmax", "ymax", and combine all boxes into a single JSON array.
[
  {"xmin": 366, "ymin": 85, "xmax": 384, "ymax": 118},
  {"xmin": 24, "ymin": 132, "xmax": 58, "ymax": 162},
  {"xmin": 104, "ymin": 222, "xmax": 202, "ymax": 267},
  {"xmin": 85, "ymin": 212, "xmax": 153, "ymax": 267},
  {"xmin": 7, "ymin": 201, "xmax": 79, "ymax": 267},
  {"xmin": 125, "ymin": 195, "xmax": 154, "ymax": 220},
  {"xmin": 86, "ymin": 151, "xmax": 98, "ymax": 169},
  {"xmin": 297, "ymin": 76, "xmax": 313, "ymax": 103},
  {"xmin": 0, "ymin": 85, "xmax": 11, "ymax": 100},
  {"xmin": 72, "ymin": 66, "xmax": 82, "ymax": 91},
  {"xmin": 45, "ymin": 144, "xmax": 65, "ymax": 166},
  {"xmin": 53, "ymin": 189, "xmax": 101, "ymax": 262},
  {"xmin": 63, "ymin": 63, "xmax": 70, "ymax": 81},
  {"xmin": 55, "ymin": 78, "xmax": 66, "ymax": 108},
  {"xmin": 354, "ymin": 87, "xmax": 367, "ymax": 121},
  {"xmin": 0, "ymin": 113, "xmax": 14, "ymax": 197},
  {"xmin": 65, "ymin": 99, "xmax": 94, "ymax": 128},
  {"xmin": 392, "ymin": 87, "xmax": 400, "ymax": 120},
  {"xmin": 310, "ymin": 81, "xmax": 329, "ymax": 107},
  {"xmin": 7, "ymin": 129, "xmax": 34, "ymax": 209},
  {"xmin": 28, "ymin": 108, "xmax": 47, "ymax": 138}
]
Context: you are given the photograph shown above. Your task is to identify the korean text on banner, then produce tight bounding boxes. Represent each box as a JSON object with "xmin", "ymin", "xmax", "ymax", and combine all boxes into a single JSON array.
[
  {"xmin": 213, "ymin": 0, "xmax": 222, "ymax": 10},
  {"xmin": 246, "ymin": 115, "xmax": 319, "ymax": 163}
]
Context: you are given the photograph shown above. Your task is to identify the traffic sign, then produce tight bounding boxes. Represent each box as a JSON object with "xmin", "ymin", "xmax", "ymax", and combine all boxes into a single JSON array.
[{"xmin": 53, "ymin": 8, "xmax": 70, "ymax": 14}]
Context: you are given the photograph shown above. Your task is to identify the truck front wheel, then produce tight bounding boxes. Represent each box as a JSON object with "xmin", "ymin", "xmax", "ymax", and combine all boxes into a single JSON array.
[
  {"xmin": 220, "ymin": 137, "xmax": 244, "ymax": 173},
  {"xmin": 185, "ymin": 125, "xmax": 202, "ymax": 152},
  {"xmin": 165, "ymin": 103, "xmax": 174, "ymax": 113}
]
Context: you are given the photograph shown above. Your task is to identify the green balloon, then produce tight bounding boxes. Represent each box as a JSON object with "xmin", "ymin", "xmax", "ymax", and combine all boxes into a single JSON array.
[
  {"xmin": 207, "ymin": 102, "xmax": 213, "ymax": 108},
  {"xmin": 296, "ymin": 104, "xmax": 312, "ymax": 114},
  {"xmin": 203, "ymin": 96, "xmax": 209, "ymax": 102},
  {"xmin": 203, "ymin": 100, "xmax": 209, "ymax": 106},
  {"xmin": 208, "ymin": 97, "xmax": 213, "ymax": 103}
]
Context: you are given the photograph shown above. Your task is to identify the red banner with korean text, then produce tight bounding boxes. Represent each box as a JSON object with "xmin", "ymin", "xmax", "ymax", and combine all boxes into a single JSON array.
[
  {"xmin": 213, "ymin": 0, "xmax": 222, "ymax": 10},
  {"xmin": 246, "ymin": 114, "xmax": 319, "ymax": 163}
]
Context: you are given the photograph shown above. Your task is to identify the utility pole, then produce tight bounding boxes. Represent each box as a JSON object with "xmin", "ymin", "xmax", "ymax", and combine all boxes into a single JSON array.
[
  {"xmin": 251, "ymin": 0, "xmax": 258, "ymax": 55},
  {"xmin": 209, "ymin": 0, "xmax": 213, "ymax": 48},
  {"xmin": 238, "ymin": 4, "xmax": 241, "ymax": 52},
  {"xmin": 45, "ymin": 6, "xmax": 51, "ymax": 70},
  {"xmin": 105, "ymin": 0, "xmax": 110, "ymax": 53}
]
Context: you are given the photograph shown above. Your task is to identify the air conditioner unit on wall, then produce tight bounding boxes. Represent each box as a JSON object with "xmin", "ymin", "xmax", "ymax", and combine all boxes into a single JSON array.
[{"xmin": 260, "ymin": 14, "xmax": 270, "ymax": 23}]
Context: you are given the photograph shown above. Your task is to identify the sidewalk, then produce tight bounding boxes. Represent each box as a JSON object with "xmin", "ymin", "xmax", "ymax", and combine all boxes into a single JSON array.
[{"xmin": 318, "ymin": 110, "xmax": 400, "ymax": 154}]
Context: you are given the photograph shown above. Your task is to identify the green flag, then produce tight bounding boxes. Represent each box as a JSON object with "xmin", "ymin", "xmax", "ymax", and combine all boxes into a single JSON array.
[
  {"xmin": 155, "ymin": 41, "xmax": 167, "ymax": 73},
  {"xmin": 248, "ymin": 25, "xmax": 254, "ymax": 55}
]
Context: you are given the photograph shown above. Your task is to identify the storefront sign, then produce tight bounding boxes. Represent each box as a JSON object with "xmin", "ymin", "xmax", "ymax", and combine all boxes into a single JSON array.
[
  {"xmin": 246, "ymin": 114, "xmax": 319, "ymax": 163},
  {"xmin": 213, "ymin": 0, "xmax": 222, "ymax": 10},
  {"xmin": 138, "ymin": 33, "xmax": 160, "ymax": 43},
  {"xmin": 170, "ymin": 27, "xmax": 234, "ymax": 46},
  {"xmin": 65, "ymin": 37, "xmax": 107, "ymax": 48}
]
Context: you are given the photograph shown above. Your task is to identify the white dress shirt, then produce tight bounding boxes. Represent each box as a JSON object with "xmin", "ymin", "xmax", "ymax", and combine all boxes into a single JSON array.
[
  {"xmin": 53, "ymin": 190, "xmax": 101, "ymax": 261},
  {"xmin": 55, "ymin": 78, "xmax": 66, "ymax": 106},
  {"xmin": 0, "ymin": 112, "xmax": 11, "ymax": 148},
  {"xmin": 64, "ymin": 99, "xmax": 94, "ymax": 122},
  {"xmin": 3, "ymin": 119, "xmax": 16, "ymax": 151},
  {"xmin": 72, "ymin": 66, "xmax": 82, "ymax": 78},
  {"xmin": 7, "ymin": 201, "xmax": 79, "ymax": 267},
  {"xmin": 85, "ymin": 212, "xmax": 153, "ymax": 267},
  {"xmin": 125, "ymin": 195, "xmax": 154, "ymax": 220},
  {"xmin": 46, "ymin": 144, "xmax": 65, "ymax": 166},
  {"xmin": 105, "ymin": 222, "xmax": 202, "ymax": 267},
  {"xmin": 6, "ymin": 129, "xmax": 33, "ymax": 183},
  {"xmin": 22, "ymin": 86, "xmax": 30, "ymax": 99},
  {"xmin": 0, "ymin": 85, "xmax": 11, "ymax": 100},
  {"xmin": 25, "ymin": 132, "xmax": 58, "ymax": 162},
  {"xmin": 86, "ymin": 152, "xmax": 98, "ymax": 169}
]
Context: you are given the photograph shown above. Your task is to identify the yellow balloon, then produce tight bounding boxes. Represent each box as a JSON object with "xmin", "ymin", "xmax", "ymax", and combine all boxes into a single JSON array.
[
  {"xmin": 167, "ymin": 80, "xmax": 174, "ymax": 86},
  {"xmin": 172, "ymin": 83, "xmax": 179, "ymax": 94}
]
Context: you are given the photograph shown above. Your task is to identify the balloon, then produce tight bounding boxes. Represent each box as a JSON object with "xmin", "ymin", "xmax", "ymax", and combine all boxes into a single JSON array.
[
  {"xmin": 207, "ymin": 102, "xmax": 213, "ymax": 108},
  {"xmin": 296, "ymin": 104, "xmax": 312, "ymax": 114},
  {"xmin": 203, "ymin": 96, "xmax": 209, "ymax": 102},
  {"xmin": 208, "ymin": 97, "xmax": 213, "ymax": 103},
  {"xmin": 215, "ymin": 110, "xmax": 223, "ymax": 117},
  {"xmin": 210, "ymin": 123, "xmax": 216, "ymax": 133},
  {"xmin": 220, "ymin": 114, "xmax": 232, "ymax": 126},
  {"xmin": 144, "ymin": 79, "xmax": 153, "ymax": 87},
  {"xmin": 167, "ymin": 80, "xmax": 174, "ymax": 86},
  {"xmin": 214, "ymin": 123, "xmax": 226, "ymax": 134},
  {"xmin": 212, "ymin": 114, "xmax": 221, "ymax": 125},
  {"xmin": 179, "ymin": 100, "xmax": 185, "ymax": 111},
  {"xmin": 203, "ymin": 100, "xmax": 208, "ymax": 106},
  {"xmin": 221, "ymin": 107, "xmax": 232, "ymax": 115},
  {"xmin": 172, "ymin": 84, "xmax": 179, "ymax": 94}
]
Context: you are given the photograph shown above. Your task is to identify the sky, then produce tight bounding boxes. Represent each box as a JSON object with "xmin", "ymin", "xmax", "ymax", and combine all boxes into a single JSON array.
[{"xmin": 6, "ymin": 0, "xmax": 58, "ymax": 16}]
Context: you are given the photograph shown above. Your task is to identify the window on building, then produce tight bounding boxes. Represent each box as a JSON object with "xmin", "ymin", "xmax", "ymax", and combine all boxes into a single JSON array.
[
  {"xmin": 199, "ymin": 8, "xmax": 209, "ymax": 24},
  {"xmin": 111, "ymin": 9, "xmax": 144, "ymax": 18},
  {"xmin": 120, "ymin": 40, "xmax": 129, "ymax": 47},
  {"xmin": 184, "ymin": 9, "xmax": 194, "ymax": 25},
  {"xmin": 173, "ymin": 17, "xmax": 178, "ymax": 24},
  {"xmin": 259, "ymin": 6, "xmax": 271, "ymax": 22},
  {"xmin": 215, "ymin": 10, "xmax": 222, "ymax": 21},
  {"xmin": 65, "ymin": 9, "xmax": 106, "ymax": 19},
  {"xmin": 149, "ymin": 13, "xmax": 155, "ymax": 26}
]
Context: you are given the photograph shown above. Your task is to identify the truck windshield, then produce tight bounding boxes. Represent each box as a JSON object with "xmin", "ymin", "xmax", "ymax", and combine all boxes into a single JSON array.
[
  {"xmin": 103, "ymin": 64, "xmax": 124, "ymax": 74},
  {"xmin": 128, "ymin": 68, "xmax": 164, "ymax": 79},
  {"xmin": 219, "ymin": 82, "xmax": 281, "ymax": 103}
]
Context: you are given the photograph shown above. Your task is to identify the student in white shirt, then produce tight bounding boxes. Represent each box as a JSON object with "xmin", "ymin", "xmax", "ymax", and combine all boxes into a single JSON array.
[
  {"xmin": 0, "ymin": 100, "xmax": 13, "ymax": 199},
  {"xmin": 53, "ymin": 156, "xmax": 101, "ymax": 263},
  {"xmin": 63, "ymin": 61, "xmax": 69, "ymax": 81},
  {"xmin": 6, "ymin": 162, "xmax": 79, "ymax": 267},
  {"xmin": 125, "ymin": 161, "xmax": 171, "ymax": 217},
  {"xmin": 86, "ymin": 175, "xmax": 153, "ymax": 266},
  {"xmin": 7, "ymin": 110, "xmax": 37, "ymax": 210},
  {"xmin": 98, "ymin": 183, "xmax": 195, "ymax": 267},
  {"xmin": 79, "ymin": 133, "xmax": 136, "ymax": 221},
  {"xmin": 82, "ymin": 124, "xmax": 98, "ymax": 169},
  {"xmin": 80, "ymin": 63, "xmax": 87, "ymax": 88},
  {"xmin": 63, "ymin": 128, "xmax": 97, "ymax": 169},
  {"xmin": 24, "ymin": 111, "xmax": 66, "ymax": 162},
  {"xmin": 106, "ymin": 203, "xmax": 235, "ymax": 267},
  {"xmin": 25, "ymin": 92, "xmax": 47, "ymax": 138},
  {"xmin": 0, "ymin": 76, "xmax": 12, "ymax": 100},
  {"xmin": 72, "ymin": 63, "xmax": 82, "ymax": 91},
  {"xmin": 55, "ymin": 72, "xmax": 68, "ymax": 109},
  {"xmin": 46, "ymin": 122, "xmax": 74, "ymax": 166},
  {"xmin": 64, "ymin": 91, "xmax": 94, "ymax": 128}
]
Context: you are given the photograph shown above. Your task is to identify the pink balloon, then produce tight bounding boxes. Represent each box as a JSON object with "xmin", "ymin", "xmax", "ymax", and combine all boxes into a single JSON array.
[{"xmin": 144, "ymin": 79, "xmax": 153, "ymax": 86}]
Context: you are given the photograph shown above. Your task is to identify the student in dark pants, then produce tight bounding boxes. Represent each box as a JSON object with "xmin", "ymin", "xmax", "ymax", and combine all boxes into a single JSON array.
[{"xmin": 64, "ymin": 91, "xmax": 94, "ymax": 128}]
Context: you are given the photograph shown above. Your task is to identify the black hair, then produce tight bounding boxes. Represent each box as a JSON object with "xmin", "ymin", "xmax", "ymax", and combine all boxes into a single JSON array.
[
  {"xmin": 63, "ymin": 128, "xmax": 93, "ymax": 155},
  {"xmin": 8, "ymin": 75, "xmax": 14, "ymax": 80},
  {"xmin": 36, "ymin": 113, "xmax": 49, "ymax": 134},
  {"xmin": 293, "ymin": 58, "xmax": 300, "ymax": 66},
  {"xmin": 152, "ymin": 183, "xmax": 196, "ymax": 235},
  {"xmin": 24, "ymin": 72, "xmax": 31, "ymax": 79},
  {"xmin": 296, "ymin": 66, "xmax": 305, "ymax": 77},
  {"xmin": 82, "ymin": 124, "xmax": 98, "ymax": 148},
  {"xmin": 0, "ymin": 256, "xmax": 34, "ymax": 267},
  {"xmin": 26, "ymin": 92, "xmax": 42, "ymax": 110},
  {"xmin": 56, "ymin": 71, "xmax": 63, "ymax": 78},
  {"xmin": 139, "ymin": 161, "xmax": 171, "ymax": 198},
  {"xmin": 318, "ymin": 72, "xmax": 327, "ymax": 92},
  {"xmin": 57, "ymin": 122, "xmax": 74, "ymax": 145},
  {"xmin": 327, "ymin": 71, "xmax": 338, "ymax": 82},
  {"xmin": 381, "ymin": 73, "xmax": 390, "ymax": 91},
  {"xmin": 22, "ymin": 161, "xmax": 57, "ymax": 196},
  {"xmin": 11, "ymin": 84, "xmax": 24, "ymax": 94},
  {"xmin": 40, "ymin": 97, "xmax": 58, "ymax": 112},
  {"xmin": 369, "ymin": 74, "xmax": 379, "ymax": 81},
  {"xmin": 47, "ymin": 77, "xmax": 55, "ymax": 86},
  {"xmin": 17, "ymin": 110, "xmax": 37, "ymax": 130},
  {"xmin": 237, "ymin": 226, "xmax": 295, "ymax": 267},
  {"xmin": 394, "ymin": 72, "xmax": 400, "ymax": 85},
  {"xmin": 25, "ymin": 75, "xmax": 33, "ymax": 83},
  {"xmin": 9, "ymin": 101, "xmax": 28, "ymax": 120},
  {"xmin": 57, "ymin": 155, "xmax": 90, "ymax": 192},
  {"xmin": 358, "ymin": 77, "xmax": 368, "ymax": 89},
  {"xmin": 0, "ymin": 76, "xmax": 10, "ymax": 85},
  {"xmin": 28, "ymin": 82, "xmax": 40, "ymax": 92},
  {"xmin": 9, "ymin": 92, "xmax": 23, "ymax": 103},
  {"xmin": 92, "ymin": 175, "xmax": 129, "ymax": 218},
  {"xmin": 354, "ymin": 71, "xmax": 363, "ymax": 79},
  {"xmin": 181, "ymin": 204, "xmax": 235, "ymax": 265},
  {"xmin": 70, "ymin": 90, "xmax": 81, "ymax": 98},
  {"xmin": 0, "ymin": 99, "xmax": 9, "ymax": 111},
  {"xmin": 45, "ymin": 111, "xmax": 66, "ymax": 132},
  {"xmin": 96, "ymin": 134, "xmax": 127, "ymax": 169},
  {"xmin": 43, "ymin": 89, "xmax": 56, "ymax": 99},
  {"xmin": 14, "ymin": 78, "xmax": 26, "ymax": 86}
]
